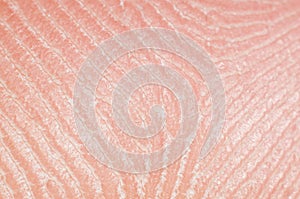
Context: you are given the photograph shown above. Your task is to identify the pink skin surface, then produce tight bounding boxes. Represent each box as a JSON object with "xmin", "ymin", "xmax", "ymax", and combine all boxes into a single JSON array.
[{"xmin": 0, "ymin": 0, "xmax": 300, "ymax": 198}]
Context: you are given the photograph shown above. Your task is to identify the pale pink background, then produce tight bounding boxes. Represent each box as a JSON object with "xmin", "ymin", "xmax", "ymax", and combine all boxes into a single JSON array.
[{"xmin": 0, "ymin": 0, "xmax": 299, "ymax": 198}]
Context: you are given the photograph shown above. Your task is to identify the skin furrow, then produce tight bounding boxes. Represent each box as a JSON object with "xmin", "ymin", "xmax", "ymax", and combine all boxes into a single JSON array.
[
  {"xmin": 177, "ymin": 0, "xmax": 276, "ymax": 25},
  {"xmin": 203, "ymin": 65, "xmax": 298, "ymax": 197},
  {"xmin": 118, "ymin": 1, "xmax": 298, "ymax": 197},
  {"xmin": 187, "ymin": 57, "xmax": 299, "ymax": 197},
  {"xmin": 0, "ymin": 180, "xmax": 14, "ymax": 199},
  {"xmin": 269, "ymin": 153, "xmax": 300, "ymax": 199},
  {"xmin": 0, "ymin": 18, "xmax": 74, "ymax": 117},
  {"xmin": 0, "ymin": 172, "xmax": 14, "ymax": 199},
  {"xmin": 0, "ymin": 0, "xmax": 299, "ymax": 198},
  {"xmin": 159, "ymin": 4, "xmax": 299, "ymax": 60},
  {"xmin": 106, "ymin": 1, "xmax": 300, "ymax": 197},
  {"xmin": 204, "ymin": 105, "xmax": 298, "ymax": 197},
  {"xmin": 186, "ymin": 34, "xmax": 298, "ymax": 193},
  {"xmin": 258, "ymin": 152, "xmax": 299, "ymax": 198},
  {"xmin": 175, "ymin": 3, "xmax": 298, "ymax": 48},
  {"xmin": 10, "ymin": 0, "xmax": 146, "ymax": 197},
  {"xmin": 0, "ymin": 9, "xmax": 109, "ymax": 199},
  {"xmin": 0, "ymin": 78, "xmax": 85, "ymax": 198},
  {"xmin": 0, "ymin": 137, "xmax": 33, "ymax": 198},
  {"xmin": 151, "ymin": 0, "xmax": 300, "ymax": 59},
  {"xmin": 0, "ymin": 44, "xmax": 86, "ymax": 198},
  {"xmin": 0, "ymin": 138, "xmax": 34, "ymax": 198},
  {"xmin": 75, "ymin": 1, "xmax": 175, "ymax": 198},
  {"xmin": 15, "ymin": 1, "xmax": 118, "ymax": 195},
  {"xmin": 25, "ymin": 0, "xmax": 93, "ymax": 55},
  {"xmin": 187, "ymin": 48, "xmax": 299, "ymax": 197},
  {"xmin": 47, "ymin": 0, "xmax": 101, "ymax": 44},
  {"xmin": 206, "ymin": 72, "xmax": 300, "ymax": 196},
  {"xmin": 224, "ymin": 40, "xmax": 300, "ymax": 103},
  {"xmin": 254, "ymin": 148, "xmax": 300, "ymax": 198},
  {"xmin": 103, "ymin": 2, "xmax": 179, "ymax": 198},
  {"xmin": 0, "ymin": 30, "xmax": 99, "ymax": 197},
  {"xmin": 143, "ymin": 0, "xmax": 298, "ymax": 196},
  {"xmin": 191, "ymin": 0, "xmax": 286, "ymax": 13},
  {"xmin": 100, "ymin": 2, "xmax": 202, "ymax": 197},
  {"xmin": 205, "ymin": 97, "xmax": 298, "ymax": 197},
  {"xmin": 0, "ymin": 111, "xmax": 56, "ymax": 198},
  {"xmin": 288, "ymin": 170, "xmax": 300, "ymax": 199},
  {"xmin": 172, "ymin": 1, "xmax": 272, "ymax": 41},
  {"xmin": 59, "ymin": 1, "xmax": 184, "ymax": 196},
  {"xmin": 231, "ymin": 112, "xmax": 300, "ymax": 198},
  {"xmin": 3, "ymin": 0, "xmax": 78, "ymax": 97},
  {"xmin": 122, "ymin": 2, "xmax": 202, "ymax": 197},
  {"xmin": 10, "ymin": 0, "xmax": 81, "ymax": 76},
  {"xmin": 218, "ymin": 15, "xmax": 300, "ymax": 60},
  {"xmin": 60, "ymin": 1, "xmax": 155, "ymax": 197}
]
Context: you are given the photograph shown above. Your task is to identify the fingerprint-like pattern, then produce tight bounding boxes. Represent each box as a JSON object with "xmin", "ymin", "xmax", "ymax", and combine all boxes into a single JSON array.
[{"xmin": 0, "ymin": 0, "xmax": 300, "ymax": 198}]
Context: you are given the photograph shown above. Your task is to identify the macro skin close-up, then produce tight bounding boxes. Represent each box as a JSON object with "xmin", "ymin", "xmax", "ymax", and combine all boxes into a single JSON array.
[{"xmin": 0, "ymin": 0, "xmax": 300, "ymax": 198}]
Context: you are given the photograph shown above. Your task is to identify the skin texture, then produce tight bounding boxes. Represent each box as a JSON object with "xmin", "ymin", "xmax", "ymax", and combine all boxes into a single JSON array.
[{"xmin": 0, "ymin": 0, "xmax": 300, "ymax": 198}]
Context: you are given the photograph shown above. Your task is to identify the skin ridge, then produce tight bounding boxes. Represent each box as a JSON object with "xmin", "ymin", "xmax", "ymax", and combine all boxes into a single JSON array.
[{"xmin": 0, "ymin": 0, "xmax": 299, "ymax": 198}]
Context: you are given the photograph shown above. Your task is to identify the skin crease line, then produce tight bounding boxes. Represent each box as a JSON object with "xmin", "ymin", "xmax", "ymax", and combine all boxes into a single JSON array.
[{"xmin": 0, "ymin": 0, "xmax": 299, "ymax": 198}]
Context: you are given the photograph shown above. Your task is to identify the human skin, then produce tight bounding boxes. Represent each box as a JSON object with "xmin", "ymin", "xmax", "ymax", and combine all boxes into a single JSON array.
[{"xmin": 0, "ymin": 0, "xmax": 300, "ymax": 198}]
